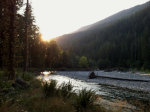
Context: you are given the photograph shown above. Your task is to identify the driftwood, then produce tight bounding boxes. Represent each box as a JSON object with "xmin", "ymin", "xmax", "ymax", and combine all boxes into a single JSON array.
[{"xmin": 89, "ymin": 72, "xmax": 149, "ymax": 82}]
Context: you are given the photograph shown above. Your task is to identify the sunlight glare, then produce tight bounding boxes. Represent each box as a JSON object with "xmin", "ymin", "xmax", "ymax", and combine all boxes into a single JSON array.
[{"xmin": 41, "ymin": 33, "xmax": 53, "ymax": 41}]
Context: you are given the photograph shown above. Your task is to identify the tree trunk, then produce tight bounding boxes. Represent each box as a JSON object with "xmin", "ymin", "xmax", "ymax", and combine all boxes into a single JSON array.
[{"xmin": 8, "ymin": 0, "xmax": 16, "ymax": 80}]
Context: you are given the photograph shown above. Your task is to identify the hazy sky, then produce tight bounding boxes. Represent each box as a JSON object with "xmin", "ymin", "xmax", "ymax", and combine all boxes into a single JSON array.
[{"xmin": 30, "ymin": 0, "xmax": 149, "ymax": 40}]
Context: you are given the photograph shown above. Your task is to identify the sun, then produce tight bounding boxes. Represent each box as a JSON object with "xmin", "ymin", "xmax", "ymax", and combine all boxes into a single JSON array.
[
  {"xmin": 41, "ymin": 33, "xmax": 53, "ymax": 41},
  {"xmin": 42, "ymin": 36, "xmax": 51, "ymax": 41}
]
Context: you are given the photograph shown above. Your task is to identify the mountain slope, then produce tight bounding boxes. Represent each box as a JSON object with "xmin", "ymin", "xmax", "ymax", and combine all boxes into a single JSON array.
[
  {"xmin": 56, "ymin": 1, "xmax": 150, "ymax": 69},
  {"xmin": 56, "ymin": 1, "xmax": 150, "ymax": 48},
  {"xmin": 76, "ymin": 2, "xmax": 149, "ymax": 32}
]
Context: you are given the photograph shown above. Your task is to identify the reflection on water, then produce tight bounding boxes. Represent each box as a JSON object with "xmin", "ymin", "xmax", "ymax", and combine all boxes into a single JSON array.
[
  {"xmin": 38, "ymin": 73, "xmax": 107, "ymax": 96},
  {"xmin": 41, "ymin": 71, "xmax": 50, "ymax": 76},
  {"xmin": 38, "ymin": 71, "xmax": 150, "ymax": 101}
]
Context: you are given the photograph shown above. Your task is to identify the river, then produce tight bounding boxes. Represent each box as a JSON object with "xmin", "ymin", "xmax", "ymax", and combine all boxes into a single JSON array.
[{"xmin": 38, "ymin": 70, "xmax": 150, "ymax": 111}]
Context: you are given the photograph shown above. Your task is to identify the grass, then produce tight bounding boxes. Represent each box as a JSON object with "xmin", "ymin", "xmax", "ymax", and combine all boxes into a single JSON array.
[
  {"xmin": 127, "ymin": 99, "xmax": 150, "ymax": 112},
  {"xmin": 1, "ymin": 70, "xmax": 150, "ymax": 112},
  {"xmin": 73, "ymin": 89, "xmax": 97, "ymax": 112},
  {"xmin": 43, "ymin": 80, "xmax": 57, "ymax": 97},
  {"xmin": 0, "ymin": 69, "xmax": 139, "ymax": 112},
  {"xmin": 1, "ymin": 69, "xmax": 150, "ymax": 112},
  {"xmin": 59, "ymin": 81, "xmax": 73, "ymax": 99}
]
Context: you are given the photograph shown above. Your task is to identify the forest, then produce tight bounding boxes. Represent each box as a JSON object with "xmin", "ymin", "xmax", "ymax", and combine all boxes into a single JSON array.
[
  {"xmin": 0, "ymin": 1, "xmax": 102, "ymax": 112},
  {"xmin": 1, "ymin": 1, "xmax": 150, "ymax": 81},
  {"xmin": 0, "ymin": 0, "xmax": 87, "ymax": 81},
  {"xmin": 56, "ymin": 1, "xmax": 150, "ymax": 70},
  {"xmin": 1, "ymin": 0, "xmax": 150, "ymax": 112},
  {"xmin": 1, "ymin": 1, "xmax": 150, "ymax": 80}
]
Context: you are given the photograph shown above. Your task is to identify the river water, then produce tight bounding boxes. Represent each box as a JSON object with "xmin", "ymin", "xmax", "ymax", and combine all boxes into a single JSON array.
[{"xmin": 38, "ymin": 71, "xmax": 150, "ymax": 101}]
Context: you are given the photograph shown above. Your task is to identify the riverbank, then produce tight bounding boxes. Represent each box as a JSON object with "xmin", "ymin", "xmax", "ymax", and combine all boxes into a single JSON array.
[
  {"xmin": 0, "ymin": 70, "xmax": 106, "ymax": 112},
  {"xmin": 1, "ymin": 70, "xmax": 150, "ymax": 112},
  {"xmin": 39, "ymin": 72, "xmax": 150, "ymax": 112},
  {"xmin": 56, "ymin": 71, "xmax": 150, "ymax": 93}
]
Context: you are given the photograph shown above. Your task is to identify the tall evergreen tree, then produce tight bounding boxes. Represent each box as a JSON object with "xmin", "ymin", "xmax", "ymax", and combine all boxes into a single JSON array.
[
  {"xmin": 24, "ymin": 0, "xmax": 29, "ymax": 74},
  {"xmin": 0, "ymin": 0, "xmax": 9, "ymax": 69},
  {"xmin": 8, "ymin": 0, "xmax": 17, "ymax": 79}
]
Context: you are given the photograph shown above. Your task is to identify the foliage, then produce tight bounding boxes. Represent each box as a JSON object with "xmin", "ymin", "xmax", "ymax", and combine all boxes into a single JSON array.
[
  {"xmin": 0, "ymin": 0, "xmax": 92, "ymax": 71},
  {"xmin": 45, "ymin": 40, "xmax": 61, "ymax": 68},
  {"xmin": 73, "ymin": 89, "xmax": 96, "ymax": 112},
  {"xmin": 16, "ymin": 71, "xmax": 34, "ymax": 81},
  {"xmin": 60, "ymin": 51, "xmax": 70, "ymax": 68},
  {"xmin": 79, "ymin": 56, "xmax": 88, "ymax": 68},
  {"xmin": 59, "ymin": 82, "xmax": 73, "ymax": 99},
  {"xmin": 56, "ymin": 3, "xmax": 150, "ymax": 70},
  {"xmin": 42, "ymin": 80, "xmax": 57, "ymax": 97}
]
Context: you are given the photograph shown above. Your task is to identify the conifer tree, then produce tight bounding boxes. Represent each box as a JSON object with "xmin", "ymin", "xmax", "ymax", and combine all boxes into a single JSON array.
[{"xmin": 24, "ymin": 0, "xmax": 29, "ymax": 74}]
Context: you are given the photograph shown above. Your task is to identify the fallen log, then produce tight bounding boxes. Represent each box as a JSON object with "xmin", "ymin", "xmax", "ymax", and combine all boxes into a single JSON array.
[
  {"xmin": 89, "ymin": 72, "xmax": 149, "ymax": 82},
  {"xmin": 96, "ymin": 76, "xmax": 149, "ymax": 82}
]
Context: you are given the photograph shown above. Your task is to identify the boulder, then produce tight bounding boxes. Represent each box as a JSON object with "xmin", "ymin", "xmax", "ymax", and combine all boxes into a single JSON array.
[{"xmin": 89, "ymin": 72, "xmax": 97, "ymax": 79}]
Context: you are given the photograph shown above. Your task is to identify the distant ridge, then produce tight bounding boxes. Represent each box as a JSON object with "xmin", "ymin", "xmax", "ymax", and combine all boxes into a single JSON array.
[
  {"xmin": 76, "ymin": 2, "xmax": 149, "ymax": 33},
  {"xmin": 56, "ymin": 1, "xmax": 150, "ymax": 44}
]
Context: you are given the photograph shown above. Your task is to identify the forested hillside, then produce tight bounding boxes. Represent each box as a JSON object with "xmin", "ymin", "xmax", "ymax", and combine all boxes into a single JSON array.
[{"xmin": 56, "ymin": 1, "xmax": 150, "ymax": 70}]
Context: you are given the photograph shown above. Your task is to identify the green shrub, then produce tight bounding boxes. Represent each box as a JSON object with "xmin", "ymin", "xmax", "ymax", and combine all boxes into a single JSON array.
[
  {"xmin": 74, "ymin": 89, "xmax": 96, "ymax": 112},
  {"xmin": 16, "ymin": 72, "xmax": 34, "ymax": 81},
  {"xmin": 0, "ymin": 70, "xmax": 8, "ymax": 81},
  {"xmin": 43, "ymin": 80, "xmax": 57, "ymax": 97},
  {"xmin": 22, "ymin": 72, "xmax": 34, "ymax": 81},
  {"xmin": 59, "ymin": 81, "xmax": 73, "ymax": 99},
  {"xmin": 0, "ymin": 70, "xmax": 4, "ymax": 77}
]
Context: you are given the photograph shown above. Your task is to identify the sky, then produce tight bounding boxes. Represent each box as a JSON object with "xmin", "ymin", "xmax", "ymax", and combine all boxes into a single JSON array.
[{"xmin": 29, "ymin": 0, "xmax": 149, "ymax": 40}]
